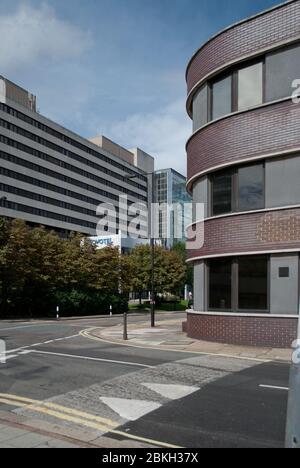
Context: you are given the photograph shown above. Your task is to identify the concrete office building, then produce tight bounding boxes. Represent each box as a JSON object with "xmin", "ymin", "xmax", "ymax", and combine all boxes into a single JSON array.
[
  {"xmin": 185, "ymin": 0, "xmax": 300, "ymax": 348},
  {"xmin": 154, "ymin": 168, "xmax": 192, "ymax": 248},
  {"xmin": 0, "ymin": 76, "xmax": 154, "ymax": 239}
]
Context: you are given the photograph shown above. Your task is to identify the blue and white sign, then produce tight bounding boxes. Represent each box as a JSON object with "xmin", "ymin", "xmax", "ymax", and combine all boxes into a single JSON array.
[{"xmin": 88, "ymin": 233, "xmax": 121, "ymax": 250}]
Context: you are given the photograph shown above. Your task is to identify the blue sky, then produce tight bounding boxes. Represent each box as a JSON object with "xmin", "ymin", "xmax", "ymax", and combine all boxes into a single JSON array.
[{"xmin": 0, "ymin": 0, "xmax": 280, "ymax": 173}]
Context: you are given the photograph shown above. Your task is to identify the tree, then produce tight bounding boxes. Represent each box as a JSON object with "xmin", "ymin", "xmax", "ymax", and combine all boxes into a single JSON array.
[
  {"xmin": 0, "ymin": 219, "xmax": 34, "ymax": 315},
  {"xmin": 58, "ymin": 234, "xmax": 97, "ymax": 290},
  {"xmin": 172, "ymin": 241, "xmax": 193, "ymax": 288},
  {"xmin": 128, "ymin": 245, "xmax": 151, "ymax": 304},
  {"xmin": 94, "ymin": 247, "xmax": 120, "ymax": 293},
  {"xmin": 0, "ymin": 220, "xmax": 65, "ymax": 316},
  {"xmin": 129, "ymin": 244, "xmax": 186, "ymax": 300}
]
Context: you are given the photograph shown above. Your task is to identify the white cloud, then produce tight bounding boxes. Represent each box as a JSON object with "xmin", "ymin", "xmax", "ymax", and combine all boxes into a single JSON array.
[
  {"xmin": 0, "ymin": 2, "xmax": 92, "ymax": 71},
  {"xmin": 102, "ymin": 99, "xmax": 191, "ymax": 175}
]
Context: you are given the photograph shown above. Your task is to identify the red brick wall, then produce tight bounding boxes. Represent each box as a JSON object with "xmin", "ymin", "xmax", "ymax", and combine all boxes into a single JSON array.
[
  {"xmin": 187, "ymin": 99, "xmax": 300, "ymax": 183},
  {"xmin": 186, "ymin": 0, "xmax": 300, "ymax": 94},
  {"xmin": 187, "ymin": 208, "xmax": 300, "ymax": 261},
  {"xmin": 186, "ymin": 313, "xmax": 297, "ymax": 348}
]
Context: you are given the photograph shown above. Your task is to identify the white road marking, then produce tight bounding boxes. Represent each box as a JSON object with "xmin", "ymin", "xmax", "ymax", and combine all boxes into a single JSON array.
[
  {"xmin": 28, "ymin": 349, "xmax": 153, "ymax": 368},
  {"xmin": 0, "ymin": 323, "xmax": 52, "ymax": 332},
  {"xmin": 3, "ymin": 354, "xmax": 18, "ymax": 361},
  {"xmin": 259, "ymin": 384, "xmax": 289, "ymax": 391},
  {"xmin": 5, "ymin": 334, "xmax": 80, "ymax": 354},
  {"xmin": 142, "ymin": 383, "xmax": 199, "ymax": 400},
  {"xmin": 100, "ymin": 397, "xmax": 161, "ymax": 421},
  {"xmin": 1, "ymin": 334, "xmax": 80, "ymax": 362}
]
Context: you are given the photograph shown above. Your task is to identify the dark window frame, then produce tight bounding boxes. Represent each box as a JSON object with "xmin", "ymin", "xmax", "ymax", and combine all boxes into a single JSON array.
[
  {"xmin": 207, "ymin": 255, "xmax": 270, "ymax": 313},
  {"xmin": 236, "ymin": 59, "xmax": 265, "ymax": 112},
  {"xmin": 210, "ymin": 162, "xmax": 266, "ymax": 217},
  {"xmin": 210, "ymin": 72, "xmax": 233, "ymax": 121},
  {"xmin": 209, "ymin": 58, "xmax": 265, "ymax": 121},
  {"xmin": 194, "ymin": 41, "xmax": 300, "ymax": 130}
]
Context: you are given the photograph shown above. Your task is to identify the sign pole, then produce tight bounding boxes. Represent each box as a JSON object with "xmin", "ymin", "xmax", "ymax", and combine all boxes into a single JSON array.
[{"xmin": 285, "ymin": 305, "xmax": 300, "ymax": 447}]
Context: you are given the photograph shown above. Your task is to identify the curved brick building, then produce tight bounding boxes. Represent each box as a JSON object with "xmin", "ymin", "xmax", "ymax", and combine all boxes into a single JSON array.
[{"xmin": 185, "ymin": 0, "xmax": 300, "ymax": 348}]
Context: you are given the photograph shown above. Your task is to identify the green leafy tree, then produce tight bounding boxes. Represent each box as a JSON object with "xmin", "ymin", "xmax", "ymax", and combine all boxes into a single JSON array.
[
  {"xmin": 172, "ymin": 241, "xmax": 193, "ymax": 288},
  {"xmin": 129, "ymin": 244, "xmax": 186, "ymax": 300}
]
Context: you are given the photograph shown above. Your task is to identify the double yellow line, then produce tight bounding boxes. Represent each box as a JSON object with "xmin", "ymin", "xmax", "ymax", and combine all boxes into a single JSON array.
[{"xmin": 0, "ymin": 393, "xmax": 181, "ymax": 448}]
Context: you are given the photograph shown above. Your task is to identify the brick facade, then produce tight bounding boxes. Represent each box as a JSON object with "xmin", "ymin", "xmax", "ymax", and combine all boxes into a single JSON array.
[
  {"xmin": 186, "ymin": 312, "xmax": 298, "ymax": 348},
  {"xmin": 187, "ymin": 208, "xmax": 300, "ymax": 261},
  {"xmin": 187, "ymin": 99, "xmax": 300, "ymax": 184},
  {"xmin": 185, "ymin": 1, "xmax": 300, "ymax": 348},
  {"xmin": 186, "ymin": 0, "xmax": 300, "ymax": 96}
]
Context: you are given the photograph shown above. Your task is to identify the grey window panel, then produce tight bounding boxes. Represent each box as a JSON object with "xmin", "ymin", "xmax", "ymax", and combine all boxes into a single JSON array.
[
  {"xmin": 238, "ymin": 164, "xmax": 264, "ymax": 211},
  {"xmin": 193, "ymin": 85, "xmax": 208, "ymax": 132},
  {"xmin": 238, "ymin": 62, "xmax": 263, "ymax": 111},
  {"xmin": 266, "ymin": 43, "xmax": 300, "ymax": 102},
  {"xmin": 265, "ymin": 155, "xmax": 300, "ymax": 208},
  {"xmin": 212, "ymin": 75, "xmax": 232, "ymax": 120}
]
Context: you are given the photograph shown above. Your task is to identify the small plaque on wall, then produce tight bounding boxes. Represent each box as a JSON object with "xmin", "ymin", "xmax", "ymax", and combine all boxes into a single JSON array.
[{"xmin": 279, "ymin": 267, "xmax": 290, "ymax": 278}]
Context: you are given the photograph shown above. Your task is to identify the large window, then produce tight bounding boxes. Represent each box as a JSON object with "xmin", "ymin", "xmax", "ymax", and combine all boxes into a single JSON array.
[
  {"xmin": 211, "ymin": 170, "xmax": 233, "ymax": 215},
  {"xmin": 238, "ymin": 63, "xmax": 263, "ymax": 111},
  {"xmin": 212, "ymin": 75, "xmax": 232, "ymax": 120},
  {"xmin": 209, "ymin": 258, "xmax": 232, "ymax": 310},
  {"xmin": 266, "ymin": 43, "xmax": 300, "ymax": 102},
  {"xmin": 193, "ymin": 85, "xmax": 208, "ymax": 132},
  {"xmin": 237, "ymin": 164, "xmax": 264, "ymax": 211},
  {"xmin": 211, "ymin": 163, "xmax": 264, "ymax": 216},
  {"xmin": 238, "ymin": 257, "xmax": 268, "ymax": 310},
  {"xmin": 192, "ymin": 42, "xmax": 300, "ymax": 131},
  {"xmin": 208, "ymin": 256, "xmax": 269, "ymax": 312}
]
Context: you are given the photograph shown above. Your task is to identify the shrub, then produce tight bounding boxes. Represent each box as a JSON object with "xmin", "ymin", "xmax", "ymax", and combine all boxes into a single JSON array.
[{"xmin": 54, "ymin": 289, "xmax": 128, "ymax": 317}]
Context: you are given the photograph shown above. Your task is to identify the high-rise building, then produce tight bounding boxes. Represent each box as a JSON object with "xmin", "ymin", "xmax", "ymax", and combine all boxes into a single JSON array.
[
  {"xmin": 185, "ymin": 0, "xmax": 300, "ymax": 348},
  {"xmin": 154, "ymin": 168, "xmax": 191, "ymax": 248},
  {"xmin": 0, "ymin": 76, "xmax": 154, "ymax": 239}
]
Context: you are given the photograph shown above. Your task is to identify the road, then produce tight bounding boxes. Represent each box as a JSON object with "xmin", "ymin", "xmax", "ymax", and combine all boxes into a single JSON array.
[{"xmin": 0, "ymin": 313, "xmax": 290, "ymax": 448}]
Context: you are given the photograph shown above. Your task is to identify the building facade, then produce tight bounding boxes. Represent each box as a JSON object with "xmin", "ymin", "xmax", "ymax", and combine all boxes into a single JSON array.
[
  {"xmin": 185, "ymin": 0, "xmax": 300, "ymax": 348},
  {"xmin": 0, "ymin": 77, "xmax": 154, "ymax": 239},
  {"xmin": 154, "ymin": 168, "xmax": 191, "ymax": 248}
]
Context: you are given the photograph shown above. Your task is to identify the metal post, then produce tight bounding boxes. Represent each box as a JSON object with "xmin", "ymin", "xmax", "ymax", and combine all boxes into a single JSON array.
[
  {"xmin": 123, "ymin": 312, "xmax": 128, "ymax": 341},
  {"xmin": 150, "ymin": 172, "xmax": 155, "ymax": 328},
  {"xmin": 125, "ymin": 171, "xmax": 156, "ymax": 329},
  {"xmin": 150, "ymin": 237, "xmax": 155, "ymax": 328},
  {"xmin": 56, "ymin": 306, "xmax": 60, "ymax": 320},
  {"xmin": 285, "ymin": 311, "xmax": 300, "ymax": 448}
]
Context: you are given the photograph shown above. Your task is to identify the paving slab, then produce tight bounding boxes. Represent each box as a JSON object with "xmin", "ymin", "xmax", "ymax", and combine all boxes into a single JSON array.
[{"xmin": 87, "ymin": 318, "xmax": 292, "ymax": 363}]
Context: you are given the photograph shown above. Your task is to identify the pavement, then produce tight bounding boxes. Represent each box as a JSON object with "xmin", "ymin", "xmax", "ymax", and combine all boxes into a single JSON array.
[
  {"xmin": 84, "ymin": 317, "xmax": 293, "ymax": 363},
  {"xmin": 0, "ymin": 313, "xmax": 292, "ymax": 448},
  {"xmin": 0, "ymin": 418, "xmax": 84, "ymax": 448}
]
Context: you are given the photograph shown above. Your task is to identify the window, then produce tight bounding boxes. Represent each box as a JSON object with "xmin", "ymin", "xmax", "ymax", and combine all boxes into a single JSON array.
[
  {"xmin": 238, "ymin": 256, "xmax": 268, "ymax": 310},
  {"xmin": 266, "ymin": 43, "xmax": 300, "ymax": 101},
  {"xmin": 0, "ymin": 103, "xmax": 147, "ymax": 185},
  {"xmin": 212, "ymin": 75, "xmax": 232, "ymax": 120},
  {"xmin": 195, "ymin": 42, "xmax": 300, "ymax": 127},
  {"xmin": 208, "ymin": 256, "xmax": 269, "ymax": 312},
  {"xmin": 237, "ymin": 164, "xmax": 264, "ymax": 211},
  {"xmin": 238, "ymin": 62, "xmax": 263, "ymax": 111},
  {"xmin": 211, "ymin": 170, "xmax": 233, "ymax": 215},
  {"xmin": 209, "ymin": 258, "xmax": 232, "ymax": 310},
  {"xmin": 211, "ymin": 163, "xmax": 265, "ymax": 216},
  {"xmin": 193, "ymin": 85, "xmax": 208, "ymax": 132}
]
